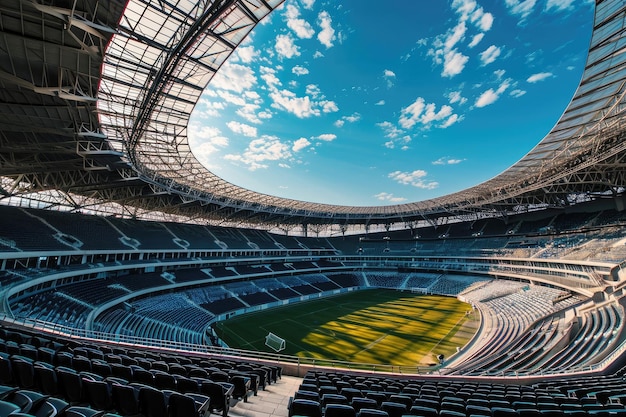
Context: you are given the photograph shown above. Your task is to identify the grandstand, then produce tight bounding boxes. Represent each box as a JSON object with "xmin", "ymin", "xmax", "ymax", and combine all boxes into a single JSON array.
[{"xmin": 0, "ymin": 1, "xmax": 626, "ymax": 417}]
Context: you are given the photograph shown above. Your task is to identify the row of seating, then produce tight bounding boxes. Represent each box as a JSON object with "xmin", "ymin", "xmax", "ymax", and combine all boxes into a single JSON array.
[
  {"xmin": 0, "ymin": 325, "xmax": 282, "ymax": 417},
  {"xmin": 290, "ymin": 370, "xmax": 626, "ymax": 417}
]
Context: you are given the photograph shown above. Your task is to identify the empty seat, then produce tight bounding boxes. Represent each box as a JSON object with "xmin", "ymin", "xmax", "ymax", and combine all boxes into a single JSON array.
[
  {"xmin": 380, "ymin": 401, "xmax": 407, "ymax": 417},
  {"xmin": 325, "ymin": 404, "xmax": 356, "ymax": 417},
  {"xmin": 351, "ymin": 397, "xmax": 378, "ymax": 413},
  {"xmin": 289, "ymin": 399, "xmax": 322, "ymax": 417}
]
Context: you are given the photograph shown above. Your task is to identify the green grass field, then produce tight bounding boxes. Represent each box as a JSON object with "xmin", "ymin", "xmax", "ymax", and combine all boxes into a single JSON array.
[{"xmin": 213, "ymin": 289, "xmax": 478, "ymax": 366}]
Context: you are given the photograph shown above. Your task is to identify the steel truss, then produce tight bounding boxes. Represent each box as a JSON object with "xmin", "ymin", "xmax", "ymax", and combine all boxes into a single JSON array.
[{"xmin": 0, "ymin": 0, "xmax": 625, "ymax": 235}]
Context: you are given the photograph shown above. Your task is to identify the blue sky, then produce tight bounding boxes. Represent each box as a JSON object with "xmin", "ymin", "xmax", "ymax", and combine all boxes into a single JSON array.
[{"xmin": 188, "ymin": 0, "xmax": 594, "ymax": 206}]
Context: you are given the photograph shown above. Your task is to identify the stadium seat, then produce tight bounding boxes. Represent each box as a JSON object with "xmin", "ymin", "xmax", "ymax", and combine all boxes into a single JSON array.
[
  {"xmin": 198, "ymin": 380, "xmax": 232, "ymax": 417},
  {"xmin": 357, "ymin": 408, "xmax": 389, "ymax": 417},
  {"xmin": 350, "ymin": 397, "xmax": 378, "ymax": 413},
  {"xmin": 82, "ymin": 378, "xmax": 114, "ymax": 411},
  {"xmin": 325, "ymin": 403, "xmax": 357, "ymax": 417},
  {"xmin": 289, "ymin": 398, "xmax": 322, "ymax": 417},
  {"xmin": 380, "ymin": 401, "xmax": 407, "ymax": 417},
  {"xmin": 137, "ymin": 386, "xmax": 167, "ymax": 417},
  {"xmin": 110, "ymin": 383, "xmax": 140, "ymax": 416}
]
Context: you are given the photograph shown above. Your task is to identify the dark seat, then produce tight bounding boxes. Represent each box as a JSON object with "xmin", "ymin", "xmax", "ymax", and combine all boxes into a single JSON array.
[
  {"xmin": 351, "ymin": 398, "xmax": 378, "ymax": 413},
  {"xmin": 289, "ymin": 399, "xmax": 322, "ymax": 417},
  {"xmin": 152, "ymin": 371, "xmax": 177, "ymax": 391},
  {"xmin": 63, "ymin": 405, "xmax": 105, "ymax": 417},
  {"xmin": 33, "ymin": 365, "xmax": 58, "ymax": 396},
  {"xmin": 175, "ymin": 376, "xmax": 199, "ymax": 394},
  {"xmin": 130, "ymin": 367, "xmax": 153, "ymax": 386},
  {"xmin": 138, "ymin": 386, "xmax": 167, "ymax": 417},
  {"xmin": 91, "ymin": 362, "xmax": 112, "ymax": 378},
  {"xmin": 56, "ymin": 368, "xmax": 83, "ymax": 404},
  {"xmin": 229, "ymin": 375, "xmax": 251, "ymax": 403},
  {"xmin": 12, "ymin": 358, "xmax": 35, "ymax": 389},
  {"xmin": 325, "ymin": 403, "xmax": 356, "ymax": 417},
  {"xmin": 465, "ymin": 404, "xmax": 491, "ymax": 417},
  {"xmin": 409, "ymin": 405, "xmax": 438, "ymax": 417},
  {"xmin": 380, "ymin": 401, "xmax": 407, "ymax": 417},
  {"xmin": 83, "ymin": 378, "xmax": 114, "ymax": 411},
  {"xmin": 491, "ymin": 407, "xmax": 521, "ymax": 417},
  {"xmin": 0, "ymin": 399, "xmax": 21, "ymax": 416},
  {"xmin": 167, "ymin": 392, "xmax": 205, "ymax": 417},
  {"xmin": 110, "ymin": 383, "xmax": 140, "ymax": 416},
  {"xmin": 198, "ymin": 380, "xmax": 231, "ymax": 417},
  {"xmin": 322, "ymin": 394, "xmax": 349, "ymax": 407},
  {"xmin": 5, "ymin": 389, "xmax": 48, "ymax": 414},
  {"xmin": 357, "ymin": 408, "xmax": 389, "ymax": 417},
  {"xmin": 108, "ymin": 364, "xmax": 132, "ymax": 382}
]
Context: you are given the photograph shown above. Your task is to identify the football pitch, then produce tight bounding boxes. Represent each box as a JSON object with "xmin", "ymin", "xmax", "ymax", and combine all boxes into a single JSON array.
[{"xmin": 213, "ymin": 289, "xmax": 478, "ymax": 366}]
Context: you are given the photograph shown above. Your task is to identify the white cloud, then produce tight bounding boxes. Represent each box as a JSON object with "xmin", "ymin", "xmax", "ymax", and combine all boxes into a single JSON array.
[
  {"xmin": 475, "ymin": 89, "xmax": 499, "ymax": 108},
  {"xmin": 493, "ymin": 69, "xmax": 506, "ymax": 79},
  {"xmin": 452, "ymin": 0, "xmax": 493, "ymax": 31},
  {"xmin": 440, "ymin": 113, "xmax": 461, "ymax": 128},
  {"xmin": 375, "ymin": 100, "xmax": 385, "ymax": 106},
  {"xmin": 226, "ymin": 121, "xmax": 257, "ymax": 137},
  {"xmin": 475, "ymin": 79, "xmax": 511, "ymax": 108},
  {"xmin": 320, "ymin": 100, "xmax": 339, "ymax": 113},
  {"xmin": 305, "ymin": 84, "xmax": 322, "ymax": 98},
  {"xmin": 292, "ymin": 65, "xmax": 309, "ymax": 76},
  {"xmin": 383, "ymin": 69, "xmax": 396, "ymax": 88},
  {"xmin": 300, "ymin": 0, "xmax": 315, "ymax": 9},
  {"xmin": 335, "ymin": 112, "xmax": 361, "ymax": 127},
  {"xmin": 194, "ymin": 98, "xmax": 226, "ymax": 118},
  {"xmin": 284, "ymin": 4, "xmax": 315, "ymax": 39},
  {"xmin": 377, "ymin": 121, "xmax": 404, "ymax": 139},
  {"xmin": 260, "ymin": 66, "xmax": 282, "ymax": 88},
  {"xmin": 389, "ymin": 170, "xmax": 439, "ymax": 190},
  {"xmin": 315, "ymin": 133, "xmax": 337, "ymax": 142},
  {"xmin": 432, "ymin": 157, "xmax": 465, "ymax": 165},
  {"xmin": 235, "ymin": 103, "xmax": 263, "ymax": 124},
  {"xmin": 344, "ymin": 113, "xmax": 361, "ymax": 123},
  {"xmin": 216, "ymin": 90, "xmax": 247, "ymax": 106},
  {"xmin": 187, "ymin": 124, "xmax": 229, "ymax": 168},
  {"xmin": 275, "ymin": 33, "xmax": 300, "ymax": 58},
  {"xmin": 468, "ymin": 33, "xmax": 484, "ymax": 48},
  {"xmin": 510, "ymin": 89, "xmax": 526, "ymax": 98},
  {"xmin": 447, "ymin": 91, "xmax": 467, "ymax": 105},
  {"xmin": 442, "ymin": 49, "xmax": 469, "ymax": 78},
  {"xmin": 313, "ymin": 51, "xmax": 324, "ymax": 59},
  {"xmin": 224, "ymin": 136, "xmax": 291, "ymax": 171},
  {"xmin": 480, "ymin": 45, "xmax": 501, "ymax": 66},
  {"xmin": 504, "ymin": 0, "xmax": 538, "ymax": 22},
  {"xmin": 545, "ymin": 0, "xmax": 575, "ymax": 12},
  {"xmin": 269, "ymin": 89, "xmax": 319, "ymax": 118},
  {"xmin": 374, "ymin": 192, "xmax": 407, "ymax": 203},
  {"xmin": 236, "ymin": 46, "xmax": 259, "ymax": 63},
  {"xmin": 292, "ymin": 137, "xmax": 311, "ymax": 152},
  {"xmin": 210, "ymin": 62, "xmax": 256, "ymax": 93},
  {"xmin": 317, "ymin": 11, "xmax": 336, "ymax": 48},
  {"xmin": 475, "ymin": 10, "xmax": 494, "ymax": 31},
  {"xmin": 399, "ymin": 97, "xmax": 457, "ymax": 129},
  {"xmin": 527, "ymin": 72, "xmax": 554, "ymax": 83},
  {"xmin": 445, "ymin": 21, "xmax": 467, "ymax": 51}
]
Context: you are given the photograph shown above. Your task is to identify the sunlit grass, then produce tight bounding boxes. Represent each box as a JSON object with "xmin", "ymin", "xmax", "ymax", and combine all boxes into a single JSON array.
[{"xmin": 214, "ymin": 289, "xmax": 477, "ymax": 366}]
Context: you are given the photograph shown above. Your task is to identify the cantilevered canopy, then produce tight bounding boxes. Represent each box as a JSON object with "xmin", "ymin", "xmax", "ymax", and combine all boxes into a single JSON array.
[{"xmin": 0, "ymin": 0, "xmax": 625, "ymax": 230}]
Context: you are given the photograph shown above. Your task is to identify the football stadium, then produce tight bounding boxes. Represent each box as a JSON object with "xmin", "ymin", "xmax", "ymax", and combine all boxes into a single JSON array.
[{"xmin": 0, "ymin": 1, "xmax": 626, "ymax": 417}]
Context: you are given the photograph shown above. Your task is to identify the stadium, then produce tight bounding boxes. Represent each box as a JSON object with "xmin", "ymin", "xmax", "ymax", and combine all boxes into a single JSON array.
[{"xmin": 0, "ymin": 0, "xmax": 626, "ymax": 417}]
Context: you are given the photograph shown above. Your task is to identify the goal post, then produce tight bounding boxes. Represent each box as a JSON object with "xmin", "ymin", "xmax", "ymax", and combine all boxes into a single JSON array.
[{"xmin": 265, "ymin": 332, "xmax": 286, "ymax": 352}]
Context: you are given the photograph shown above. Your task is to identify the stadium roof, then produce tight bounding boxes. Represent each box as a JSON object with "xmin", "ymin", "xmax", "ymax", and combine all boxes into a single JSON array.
[{"xmin": 0, "ymin": 0, "xmax": 625, "ymax": 231}]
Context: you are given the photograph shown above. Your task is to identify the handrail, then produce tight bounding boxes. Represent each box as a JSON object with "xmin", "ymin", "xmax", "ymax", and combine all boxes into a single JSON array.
[{"xmin": 1, "ymin": 313, "xmax": 623, "ymax": 380}]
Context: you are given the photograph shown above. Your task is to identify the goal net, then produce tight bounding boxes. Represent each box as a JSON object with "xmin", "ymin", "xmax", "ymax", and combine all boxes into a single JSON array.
[{"xmin": 265, "ymin": 332, "xmax": 286, "ymax": 352}]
